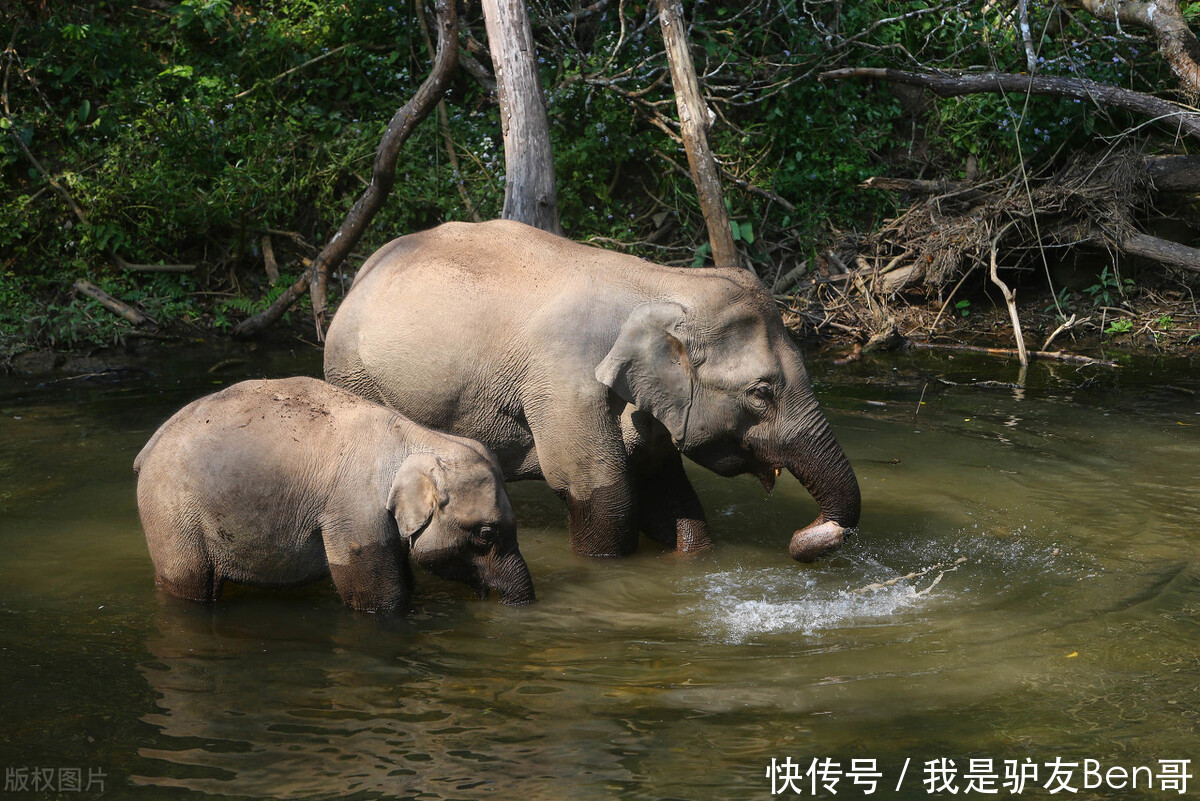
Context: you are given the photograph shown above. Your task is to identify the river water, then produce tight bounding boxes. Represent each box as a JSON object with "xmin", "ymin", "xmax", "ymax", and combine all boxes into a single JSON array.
[{"xmin": 0, "ymin": 343, "xmax": 1196, "ymax": 799}]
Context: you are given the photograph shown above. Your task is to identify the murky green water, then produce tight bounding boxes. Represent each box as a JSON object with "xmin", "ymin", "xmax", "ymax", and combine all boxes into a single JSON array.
[{"xmin": 1, "ymin": 344, "xmax": 1197, "ymax": 799}]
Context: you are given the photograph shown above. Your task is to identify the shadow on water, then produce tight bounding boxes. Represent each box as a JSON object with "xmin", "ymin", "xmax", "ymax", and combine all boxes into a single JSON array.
[{"xmin": 1, "ymin": 343, "xmax": 1197, "ymax": 799}]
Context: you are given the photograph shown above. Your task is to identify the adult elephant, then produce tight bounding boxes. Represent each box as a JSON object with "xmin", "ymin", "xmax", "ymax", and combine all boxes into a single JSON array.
[{"xmin": 324, "ymin": 220, "xmax": 860, "ymax": 562}]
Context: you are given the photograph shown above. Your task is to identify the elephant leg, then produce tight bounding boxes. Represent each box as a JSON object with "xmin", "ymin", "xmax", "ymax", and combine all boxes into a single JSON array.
[
  {"xmin": 528, "ymin": 397, "xmax": 639, "ymax": 557},
  {"xmin": 144, "ymin": 515, "xmax": 223, "ymax": 602},
  {"xmin": 520, "ymin": 386, "xmax": 643, "ymax": 556},
  {"xmin": 152, "ymin": 544, "xmax": 223, "ymax": 603},
  {"xmin": 324, "ymin": 527, "xmax": 413, "ymax": 613},
  {"xmin": 559, "ymin": 477, "xmax": 639, "ymax": 557},
  {"xmin": 631, "ymin": 449, "xmax": 712, "ymax": 553}
]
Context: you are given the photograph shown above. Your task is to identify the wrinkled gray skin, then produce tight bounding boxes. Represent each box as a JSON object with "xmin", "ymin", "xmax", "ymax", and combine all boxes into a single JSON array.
[
  {"xmin": 324, "ymin": 220, "xmax": 861, "ymax": 562},
  {"xmin": 134, "ymin": 377, "xmax": 534, "ymax": 612}
]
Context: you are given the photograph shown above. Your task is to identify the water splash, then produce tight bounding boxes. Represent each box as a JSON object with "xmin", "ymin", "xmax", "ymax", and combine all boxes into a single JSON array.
[
  {"xmin": 683, "ymin": 527, "xmax": 1086, "ymax": 644},
  {"xmin": 683, "ymin": 566, "xmax": 935, "ymax": 644}
]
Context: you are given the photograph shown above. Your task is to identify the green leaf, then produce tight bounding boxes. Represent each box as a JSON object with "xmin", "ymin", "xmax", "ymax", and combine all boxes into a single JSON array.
[
  {"xmin": 730, "ymin": 220, "xmax": 742, "ymax": 241},
  {"xmin": 739, "ymin": 221, "xmax": 755, "ymax": 244},
  {"xmin": 78, "ymin": 99, "xmax": 91, "ymax": 124}
]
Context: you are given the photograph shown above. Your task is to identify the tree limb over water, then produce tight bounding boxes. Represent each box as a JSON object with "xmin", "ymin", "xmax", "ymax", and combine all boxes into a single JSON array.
[{"xmin": 819, "ymin": 68, "xmax": 1200, "ymax": 142}]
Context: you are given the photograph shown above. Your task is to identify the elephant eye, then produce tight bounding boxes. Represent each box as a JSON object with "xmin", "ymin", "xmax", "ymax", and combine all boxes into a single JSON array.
[
  {"xmin": 471, "ymin": 525, "xmax": 499, "ymax": 548},
  {"xmin": 748, "ymin": 383, "xmax": 775, "ymax": 407}
]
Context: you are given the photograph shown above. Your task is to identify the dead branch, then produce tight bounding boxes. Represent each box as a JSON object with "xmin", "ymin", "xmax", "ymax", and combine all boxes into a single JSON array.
[
  {"xmin": 458, "ymin": 49, "xmax": 497, "ymax": 93},
  {"xmin": 1117, "ymin": 231, "xmax": 1200, "ymax": 273},
  {"xmin": 73, "ymin": 280, "xmax": 151, "ymax": 326},
  {"xmin": 534, "ymin": 0, "xmax": 611, "ymax": 28},
  {"xmin": 233, "ymin": 0, "xmax": 458, "ymax": 340},
  {"xmin": 989, "ymin": 222, "xmax": 1028, "ymax": 366},
  {"xmin": 261, "ymin": 234, "xmax": 279, "ymax": 285},
  {"xmin": 656, "ymin": 0, "xmax": 737, "ymax": 268},
  {"xmin": 1041, "ymin": 313, "xmax": 1090, "ymax": 351},
  {"xmin": 819, "ymin": 68, "xmax": 1200, "ymax": 141},
  {"xmin": 233, "ymin": 42, "xmax": 357, "ymax": 100},
  {"xmin": 1143, "ymin": 154, "xmax": 1200, "ymax": 191},
  {"xmin": 909, "ymin": 340, "xmax": 1117, "ymax": 367},
  {"xmin": 1063, "ymin": 0, "xmax": 1200, "ymax": 98}
]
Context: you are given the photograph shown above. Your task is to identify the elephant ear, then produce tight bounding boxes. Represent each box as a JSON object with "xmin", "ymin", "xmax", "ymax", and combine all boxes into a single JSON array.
[
  {"xmin": 388, "ymin": 453, "xmax": 448, "ymax": 540},
  {"xmin": 595, "ymin": 301, "xmax": 696, "ymax": 445}
]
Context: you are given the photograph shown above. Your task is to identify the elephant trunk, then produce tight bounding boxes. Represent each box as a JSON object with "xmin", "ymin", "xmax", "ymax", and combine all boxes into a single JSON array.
[
  {"xmin": 480, "ymin": 547, "xmax": 536, "ymax": 605},
  {"xmin": 781, "ymin": 406, "xmax": 861, "ymax": 563}
]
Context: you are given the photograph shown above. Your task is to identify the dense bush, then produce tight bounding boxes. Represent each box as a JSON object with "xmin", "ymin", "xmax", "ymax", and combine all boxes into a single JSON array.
[{"xmin": 0, "ymin": 0, "xmax": 1191, "ymax": 351}]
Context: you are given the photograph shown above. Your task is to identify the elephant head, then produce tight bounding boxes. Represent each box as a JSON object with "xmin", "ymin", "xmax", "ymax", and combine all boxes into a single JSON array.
[
  {"xmin": 390, "ymin": 451, "xmax": 535, "ymax": 603},
  {"xmin": 595, "ymin": 276, "xmax": 861, "ymax": 562}
]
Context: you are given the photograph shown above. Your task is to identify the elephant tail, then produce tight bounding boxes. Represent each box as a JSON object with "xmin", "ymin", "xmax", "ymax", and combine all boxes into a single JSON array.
[{"xmin": 133, "ymin": 429, "xmax": 162, "ymax": 473}]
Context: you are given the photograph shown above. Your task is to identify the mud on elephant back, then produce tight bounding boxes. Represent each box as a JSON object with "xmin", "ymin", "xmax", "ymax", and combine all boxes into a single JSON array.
[{"xmin": 323, "ymin": 220, "xmax": 861, "ymax": 563}]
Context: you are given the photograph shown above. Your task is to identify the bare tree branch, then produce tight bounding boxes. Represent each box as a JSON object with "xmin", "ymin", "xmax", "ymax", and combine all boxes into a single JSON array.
[
  {"xmin": 1064, "ymin": 0, "xmax": 1200, "ymax": 97},
  {"xmin": 820, "ymin": 67, "xmax": 1200, "ymax": 141},
  {"xmin": 73, "ymin": 280, "xmax": 151, "ymax": 326},
  {"xmin": 232, "ymin": 0, "xmax": 458, "ymax": 339}
]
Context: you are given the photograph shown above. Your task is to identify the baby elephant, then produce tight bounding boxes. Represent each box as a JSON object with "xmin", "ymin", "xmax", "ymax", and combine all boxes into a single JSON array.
[{"xmin": 134, "ymin": 377, "xmax": 535, "ymax": 613}]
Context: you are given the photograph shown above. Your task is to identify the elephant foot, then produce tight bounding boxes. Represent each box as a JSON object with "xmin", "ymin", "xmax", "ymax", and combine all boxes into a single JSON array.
[
  {"xmin": 673, "ymin": 518, "xmax": 712, "ymax": 554},
  {"xmin": 566, "ymin": 512, "xmax": 638, "ymax": 558},
  {"xmin": 156, "ymin": 570, "xmax": 222, "ymax": 603},
  {"xmin": 564, "ymin": 486, "xmax": 639, "ymax": 558}
]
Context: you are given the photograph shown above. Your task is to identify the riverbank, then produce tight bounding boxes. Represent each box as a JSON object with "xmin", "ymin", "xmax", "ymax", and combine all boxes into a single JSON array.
[
  {"xmin": 786, "ymin": 282, "xmax": 1200, "ymax": 364},
  {"xmin": 6, "ymin": 283, "xmax": 1197, "ymax": 382}
]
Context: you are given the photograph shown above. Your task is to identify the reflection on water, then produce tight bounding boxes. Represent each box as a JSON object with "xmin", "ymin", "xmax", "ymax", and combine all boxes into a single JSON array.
[{"xmin": 1, "ymin": 344, "xmax": 1197, "ymax": 799}]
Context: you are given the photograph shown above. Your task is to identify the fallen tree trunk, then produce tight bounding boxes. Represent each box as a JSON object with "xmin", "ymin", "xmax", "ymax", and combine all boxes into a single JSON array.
[
  {"xmin": 112, "ymin": 254, "xmax": 196, "ymax": 273},
  {"xmin": 866, "ymin": 156, "xmax": 1200, "ymax": 196},
  {"xmin": 909, "ymin": 340, "xmax": 1117, "ymax": 367},
  {"xmin": 233, "ymin": 0, "xmax": 457, "ymax": 339},
  {"xmin": 73, "ymin": 280, "xmax": 150, "ymax": 326},
  {"xmin": 1144, "ymin": 155, "xmax": 1200, "ymax": 192},
  {"xmin": 860, "ymin": 176, "xmax": 968, "ymax": 194},
  {"xmin": 1118, "ymin": 232, "xmax": 1200, "ymax": 273},
  {"xmin": 820, "ymin": 68, "xmax": 1200, "ymax": 141}
]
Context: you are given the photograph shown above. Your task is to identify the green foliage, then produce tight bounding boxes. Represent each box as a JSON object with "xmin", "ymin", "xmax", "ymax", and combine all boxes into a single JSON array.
[
  {"xmin": 1105, "ymin": 318, "xmax": 1134, "ymax": 337},
  {"xmin": 1, "ymin": 0, "xmax": 1192, "ymax": 349},
  {"xmin": 1084, "ymin": 266, "xmax": 1136, "ymax": 307},
  {"xmin": 1, "ymin": 0, "xmax": 496, "ymax": 347},
  {"xmin": 955, "ymin": 299, "xmax": 972, "ymax": 318}
]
